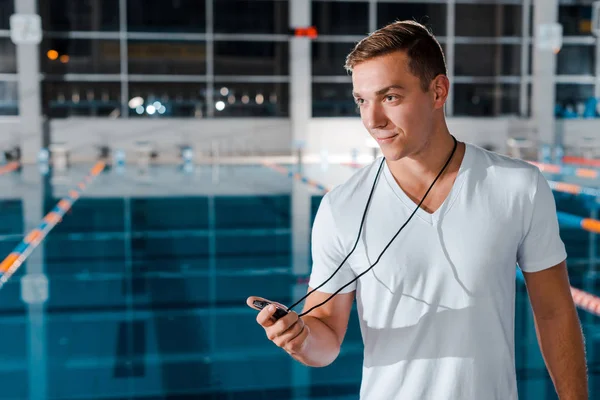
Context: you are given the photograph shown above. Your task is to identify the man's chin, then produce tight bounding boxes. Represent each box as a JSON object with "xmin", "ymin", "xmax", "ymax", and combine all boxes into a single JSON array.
[{"xmin": 380, "ymin": 146, "xmax": 406, "ymax": 162}]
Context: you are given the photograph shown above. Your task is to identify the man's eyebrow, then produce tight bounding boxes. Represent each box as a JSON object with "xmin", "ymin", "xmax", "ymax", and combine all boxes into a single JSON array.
[{"xmin": 352, "ymin": 85, "xmax": 406, "ymax": 98}]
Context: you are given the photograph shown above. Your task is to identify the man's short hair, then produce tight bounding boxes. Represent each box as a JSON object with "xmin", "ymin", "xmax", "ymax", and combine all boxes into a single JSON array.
[{"xmin": 345, "ymin": 20, "xmax": 447, "ymax": 91}]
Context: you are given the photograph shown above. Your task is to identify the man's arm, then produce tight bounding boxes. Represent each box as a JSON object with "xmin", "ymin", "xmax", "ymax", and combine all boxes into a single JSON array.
[
  {"xmin": 248, "ymin": 289, "xmax": 355, "ymax": 367},
  {"xmin": 522, "ymin": 260, "xmax": 588, "ymax": 399}
]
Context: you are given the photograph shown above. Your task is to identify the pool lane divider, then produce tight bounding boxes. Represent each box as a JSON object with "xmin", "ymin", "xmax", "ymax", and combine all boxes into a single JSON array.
[
  {"xmin": 557, "ymin": 212, "xmax": 600, "ymax": 234},
  {"xmin": 0, "ymin": 161, "xmax": 106, "ymax": 289},
  {"xmin": 563, "ymin": 157, "xmax": 600, "ymax": 169},
  {"xmin": 529, "ymin": 161, "xmax": 598, "ymax": 179},
  {"xmin": 0, "ymin": 161, "xmax": 20, "ymax": 176},
  {"xmin": 261, "ymin": 161, "xmax": 330, "ymax": 192},
  {"xmin": 342, "ymin": 161, "xmax": 600, "ymax": 199}
]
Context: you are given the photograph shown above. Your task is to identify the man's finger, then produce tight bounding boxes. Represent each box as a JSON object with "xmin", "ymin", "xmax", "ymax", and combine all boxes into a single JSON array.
[
  {"xmin": 256, "ymin": 303, "xmax": 280, "ymax": 327},
  {"xmin": 285, "ymin": 321, "xmax": 310, "ymax": 355},
  {"xmin": 273, "ymin": 318, "xmax": 304, "ymax": 347}
]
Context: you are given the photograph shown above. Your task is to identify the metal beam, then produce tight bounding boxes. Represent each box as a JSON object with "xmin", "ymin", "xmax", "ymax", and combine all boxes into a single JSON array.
[{"xmin": 446, "ymin": 0, "xmax": 456, "ymax": 116}]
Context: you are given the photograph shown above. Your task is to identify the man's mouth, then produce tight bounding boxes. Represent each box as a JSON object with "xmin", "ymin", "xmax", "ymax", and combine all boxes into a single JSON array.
[{"xmin": 375, "ymin": 134, "xmax": 398, "ymax": 143}]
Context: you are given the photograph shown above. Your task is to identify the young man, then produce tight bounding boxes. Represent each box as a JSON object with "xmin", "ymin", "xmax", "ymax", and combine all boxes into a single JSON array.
[{"xmin": 248, "ymin": 20, "xmax": 588, "ymax": 399}]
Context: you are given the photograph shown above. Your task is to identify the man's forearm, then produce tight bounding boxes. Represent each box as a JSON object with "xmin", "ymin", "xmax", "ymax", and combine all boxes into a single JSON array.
[
  {"xmin": 533, "ymin": 306, "xmax": 588, "ymax": 399},
  {"xmin": 288, "ymin": 316, "xmax": 342, "ymax": 367}
]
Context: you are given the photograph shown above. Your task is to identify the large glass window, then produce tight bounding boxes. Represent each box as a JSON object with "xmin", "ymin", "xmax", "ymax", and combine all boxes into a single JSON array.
[
  {"xmin": 312, "ymin": 82, "xmax": 357, "ymax": 118},
  {"xmin": 214, "ymin": 42, "xmax": 288, "ymax": 76},
  {"xmin": 312, "ymin": 1, "xmax": 369, "ymax": 36},
  {"xmin": 0, "ymin": 0, "xmax": 14, "ymax": 30},
  {"xmin": 557, "ymin": 45, "xmax": 595, "ymax": 76},
  {"xmin": 127, "ymin": 0, "xmax": 206, "ymax": 33},
  {"xmin": 0, "ymin": 81, "xmax": 18, "ymax": 116},
  {"xmin": 215, "ymin": 0, "xmax": 288, "ymax": 34},
  {"xmin": 212, "ymin": 82, "xmax": 289, "ymax": 117},
  {"xmin": 377, "ymin": 2, "xmax": 447, "ymax": 36},
  {"xmin": 41, "ymin": 39, "xmax": 120, "ymax": 75},
  {"xmin": 0, "ymin": 39, "xmax": 16, "ymax": 74},
  {"xmin": 312, "ymin": 42, "xmax": 356, "ymax": 76},
  {"xmin": 128, "ymin": 82, "xmax": 206, "ymax": 118},
  {"xmin": 453, "ymin": 83, "xmax": 520, "ymax": 117},
  {"xmin": 558, "ymin": 5, "xmax": 593, "ymax": 36},
  {"xmin": 455, "ymin": 4, "xmax": 522, "ymax": 37},
  {"xmin": 455, "ymin": 44, "xmax": 521, "ymax": 77},
  {"xmin": 555, "ymin": 84, "xmax": 594, "ymax": 111},
  {"xmin": 38, "ymin": 0, "xmax": 120, "ymax": 31},
  {"xmin": 128, "ymin": 40, "xmax": 206, "ymax": 75},
  {"xmin": 42, "ymin": 81, "xmax": 121, "ymax": 118}
]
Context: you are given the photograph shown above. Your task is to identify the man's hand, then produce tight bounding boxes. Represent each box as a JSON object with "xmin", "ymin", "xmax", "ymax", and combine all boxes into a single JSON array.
[{"xmin": 247, "ymin": 296, "xmax": 310, "ymax": 355}]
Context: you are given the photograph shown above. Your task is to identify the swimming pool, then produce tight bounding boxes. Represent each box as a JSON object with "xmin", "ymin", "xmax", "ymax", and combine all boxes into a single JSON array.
[{"xmin": 0, "ymin": 162, "xmax": 598, "ymax": 399}]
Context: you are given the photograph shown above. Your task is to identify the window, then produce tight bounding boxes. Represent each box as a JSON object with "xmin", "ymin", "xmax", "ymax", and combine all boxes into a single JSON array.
[
  {"xmin": 214, "ymin": 42, "xmax": 288, "ymax": 76},
  {"xmin": 312, "ymin": 1, "xmax": 368, "ymax": 35},
  {"xmin": 38, "ymin": 0, "xmax": 119, "ymax": 31},
  {"xmin": 128, "ymin": 82, "xmax": 206, "ymax": 118},
  {"xmin": 0, "ymin": 81, "xmax": 18, "ymax": 116},
  {"xmin": 557, "ymin": 45, "xmax": 595, "ymax": 76},
  {"xmin": 377, "ymin": 2, "xmax": 446, "ymax": 35},
  {"xmin": 0, "ymin": 39, "xmax": 16, "ymax": 74},
  {"xmin": 312, "ymin": 82, "xmax": 357, "ymax": 117},
  {"xmin": 127, "ymin": 0, "xmax": 206, "ymax": 33},
  {"xmin": 453, "ymin": 83, "xmax": 520, "ymax": 117},
  {"xmin": 213, "ymin": 82, "xmax": 288, "ymax": 117},
  {"xmin": 42, "ymin": 81, "xmax": 121, "ymax": 118},
  {"xmin": 455, "ymin": 4, "xmax": 522, "ymax": 37},
  {"xmin": 41, "ymin": 39, "xmax": 120, "ymax": 74},
  {"xmin": 455, "ymin": 44, "xmax": 521, "ymax": 77},
  {"xmin": 555, "ymin": 84, "xmax": 594, "ymax": 116},
  {"xmin": 0, "ymin": 0, "xmax": 14, "ymax": 30},
  {"xmin": 215, "ymin": 0, "xmax": 288, "ymax": 34},
  {"xmin": 558, "ymin": 5, "xmax": 593, "ymax": 36},
  {"xmin": 128, "ymin": 40, "xmax": 206, "ymax": 75},
  {"xmin": 312, "ymin": 42, "xmax": 356, "ymax": 76}
]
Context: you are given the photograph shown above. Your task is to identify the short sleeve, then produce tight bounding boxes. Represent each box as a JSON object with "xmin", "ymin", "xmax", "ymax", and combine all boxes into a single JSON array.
[
  {"xmin": 517, "ymin": 170, "xmax": 567, "ymax": 273},
  {"xmin": 308, "ymin": 193, "xmax": 357, "ymax": 294}
]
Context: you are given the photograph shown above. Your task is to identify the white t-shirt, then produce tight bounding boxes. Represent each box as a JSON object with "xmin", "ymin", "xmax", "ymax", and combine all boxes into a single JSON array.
[{"xmin": 308, "ymin": 142, "xmax": 567, "ymax": 400}]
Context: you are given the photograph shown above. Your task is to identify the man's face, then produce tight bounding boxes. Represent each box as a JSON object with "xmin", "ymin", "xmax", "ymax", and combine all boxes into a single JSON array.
[{"xmin": 351, "ymin": 51, "xmax": 445, "ymax": 161}]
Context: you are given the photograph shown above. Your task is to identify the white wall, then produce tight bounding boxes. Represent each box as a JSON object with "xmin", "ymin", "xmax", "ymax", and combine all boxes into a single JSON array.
[
  {"xmin": 6, "ymin": 116, "xmax": 600, "ymax": 163},
  {"xmin": 47, "ymin": 118, "xmax": 292, "ymax": 163},
  {"xmin": 557, "ymin": 120, "xmax": 600, "ymax": 155}
]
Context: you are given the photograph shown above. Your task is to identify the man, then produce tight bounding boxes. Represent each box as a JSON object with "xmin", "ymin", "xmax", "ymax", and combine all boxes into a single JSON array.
[{"xmin": 247, "ymin": 20, "xmax": 587, "ymax": 399}]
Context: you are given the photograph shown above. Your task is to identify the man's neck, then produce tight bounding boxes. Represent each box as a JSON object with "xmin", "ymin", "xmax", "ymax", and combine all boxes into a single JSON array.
[{"xmin": 387, "ymin": 129, "xmax": 461, "ymax": 188}]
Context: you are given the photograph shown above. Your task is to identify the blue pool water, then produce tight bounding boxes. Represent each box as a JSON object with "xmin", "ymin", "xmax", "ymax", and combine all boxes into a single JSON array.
[{"xmin": 0, "ymin": 163, "xmax": 599, "ymax": 399}]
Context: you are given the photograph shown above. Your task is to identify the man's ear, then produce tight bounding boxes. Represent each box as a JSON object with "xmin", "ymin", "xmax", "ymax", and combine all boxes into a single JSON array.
[{"xmin": 431, "ymin": 74, "xmax": 450, "ymax": 109}]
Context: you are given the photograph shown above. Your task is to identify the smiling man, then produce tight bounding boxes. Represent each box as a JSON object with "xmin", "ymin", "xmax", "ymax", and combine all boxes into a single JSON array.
[{"xmin": 248, "ymin": 20, "xmax": 588, "ymax": 399}]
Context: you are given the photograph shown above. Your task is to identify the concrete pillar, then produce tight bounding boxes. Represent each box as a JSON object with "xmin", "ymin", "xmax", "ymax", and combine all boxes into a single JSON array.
[
  {"xmin": 532, "ymin": 0, "xmax": 559, "ymax": 161},
  {"xmin": 290, "ymin": 0, "xmax": 311, "ymax": 156},
  {"xmin": 289, "ymin": 3, "xmax": 312, "ymax": 397},
  {"xmin": 22, "ymin": 173, "xmax": 48, "ymax": 400},
  {"xmin": 12, "ymin": 2, "xmax": 47, "ymax": 398},
  {"xmin": 14, "ymin": 0, "xmax": 42, "ymax": 163},
  {"xmin": 205, "ymin": 0, "xmax": 214, "ymax": 118},
  {"xmin": 119, "ymin": 0, "xmax": 129, "ymax": 118}
]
